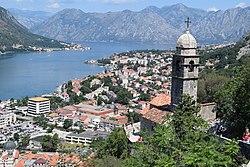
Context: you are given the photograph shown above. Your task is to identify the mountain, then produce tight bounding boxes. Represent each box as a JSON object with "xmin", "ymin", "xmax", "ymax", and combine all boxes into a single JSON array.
[
  {"xmin": 0, "ymin": 6, "xmax": 67, "ymax": 53},
  {"xmin": 30, "ymin": 4, "xmax": 250, "ymax": 44},
  {"xmin": 193, "ymin": 7, "xmax": 250, "ymax": 43},
  {"xmin": 8, "ymin": 8, "xmax": 52, "ymax": 29}
]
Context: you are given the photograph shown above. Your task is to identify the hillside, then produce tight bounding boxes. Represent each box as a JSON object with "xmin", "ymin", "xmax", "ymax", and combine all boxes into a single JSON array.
[
  {"xmin": 0, "ymin": 6, "xmax": 67, "ymax": 53},
  {"xmin": 8, "ymin": 8, "xmax": 52, "ymax": 29},
  {"xmin": 29, "ymin": 3, "xmax": 250, "ymax": 44},
  {"xmin": 200, "ymin": 33, "xmax": 250, "ymax": 72}
]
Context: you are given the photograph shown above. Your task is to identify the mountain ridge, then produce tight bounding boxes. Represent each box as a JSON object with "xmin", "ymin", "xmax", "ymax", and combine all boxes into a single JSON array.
[
  {"xmin": 11, "ymin": 3, "xmax": 250, "ymax": 44},
  {"xmin": 0, "ymin": 6, "xmax": 70, "ymax": 53}
]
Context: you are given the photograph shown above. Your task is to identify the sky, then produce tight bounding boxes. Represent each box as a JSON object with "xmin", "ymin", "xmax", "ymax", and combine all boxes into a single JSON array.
[{"xmin": 0, "ymin": 0, "xmax": 249, "ymax": 13}]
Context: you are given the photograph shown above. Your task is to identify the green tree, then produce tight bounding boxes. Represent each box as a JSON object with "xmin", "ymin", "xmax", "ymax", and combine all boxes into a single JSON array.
[
  {"xmin": 42, "ymin": 134, "xmax": 59, "ymax": 152},
  {"xmin": 139, "ymin": 92, "xmax": 150, "ymax": 101},
  {"xmin": 215, "ymin": 62, "xmax": 250, "ymax": 138},
  {"xmin": 92, "ymin": 128, "xmax": 128, "ymax": 159},
  {"xmin": 123, "ymin": 95, "xmax": 241, "ymax": 167},
  {"xmin": 13, "ymin": 133, "xmax": 20, "ymax": 141},
  {"xmin": 21, "ymin": 135, "xmax": 30, "ymax": 148},
  {"xmin": 63, "ymin": 119, "xmax": 73, "ymax": 129},
  {"xmin": 198, "ymin": 72, "xmax": 229, "ymax": 103},
  {"xmin": 34, "ymin": 115, "xmax": 48, "ymax": 129}
]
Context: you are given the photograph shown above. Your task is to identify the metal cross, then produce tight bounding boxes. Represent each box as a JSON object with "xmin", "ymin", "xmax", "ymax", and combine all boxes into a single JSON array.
[{"xmin": 185, "ymin": 17, "xmax": 191, "ymax": 29}]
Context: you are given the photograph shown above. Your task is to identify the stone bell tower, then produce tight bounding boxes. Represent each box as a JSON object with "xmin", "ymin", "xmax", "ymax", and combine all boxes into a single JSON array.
[{"xmin": 171, "ymin": 18, "xmax": 199, "ymax": 110}]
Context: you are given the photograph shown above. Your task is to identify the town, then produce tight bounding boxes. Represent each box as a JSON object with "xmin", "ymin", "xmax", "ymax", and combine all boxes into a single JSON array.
[{"xmin": 0, "ymin": 48, "xmax": 178, "ymax": 166}]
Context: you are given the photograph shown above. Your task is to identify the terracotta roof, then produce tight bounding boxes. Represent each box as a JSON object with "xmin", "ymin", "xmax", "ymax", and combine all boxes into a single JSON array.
[
  {"xmin": 139, "ymin": 101, "xmax": 147, "ymax": 105},
  {"xmin": 139, "ymin": 105, "xmax": 150, "ymax": 115},
  {"xmin": 48, "ymin": 160, "xmax": 57, "ymax": 166},
  {"xmin": 48, "ymin": 113, "xmax": 59, "ymax": 118},
  {"xmin": 2, "ymin": 154, "xmax": 8, "ymax": 160},
  {"xmin": 142, "ymin": 108, "xmax": 172, "ymax": 124},
  {"xmin": 150, "ymin": 94, "xmax": 171, "ymax": 107},
  {"xmin": 15, "ymin": 159, "xmax": 25, "ymax": 167},
  {"xmin": 14, "ymin": 150, "xmax": 19, "ymax": 159},
  {"xmin": 79, "ymin": 116, "xmax": 87, "ymax": 121},
  {"xmin": 115, "ymin": 115, "xmax": 126, "ymax": 120}
]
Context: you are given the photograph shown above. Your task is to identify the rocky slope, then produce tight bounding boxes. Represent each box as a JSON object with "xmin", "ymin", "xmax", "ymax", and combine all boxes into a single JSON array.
[
  {"xmin": 29, "ymin": 3, "xmax": 250, "ymax": 44},
  {"xmin": 0, "ymin": 6, "xmax": 68, "ymax": 53},
  {"xmin": 8, "ymin": 8, "xmax": 52, "ymax": 29}
]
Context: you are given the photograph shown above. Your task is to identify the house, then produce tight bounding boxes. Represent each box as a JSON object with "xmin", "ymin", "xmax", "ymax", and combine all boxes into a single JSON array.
[{"xmin": 140, "ymin": 94, "xmax": 172, "ymax": 134}]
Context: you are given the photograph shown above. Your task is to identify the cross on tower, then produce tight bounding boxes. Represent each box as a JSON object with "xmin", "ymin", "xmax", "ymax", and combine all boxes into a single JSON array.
[{"xmin": 185, "ymin": 17, "xmax": 191, "ymax": 30}]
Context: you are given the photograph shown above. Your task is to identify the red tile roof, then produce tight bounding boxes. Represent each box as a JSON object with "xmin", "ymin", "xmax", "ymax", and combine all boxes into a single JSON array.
[
  {"xmin": 142, "ymin": 108, "xmax": 172, "ymax": 124},
  {"xmin": 15, "ymin": 159, "xmax": 25, "ymax": 167},
  {"xmin": 150, "ymin": 94, "xmax": 171, "ymax": 107},
  {"xmin": 139, "ymin": 105, "xmax": 150, "ymax": 115}
]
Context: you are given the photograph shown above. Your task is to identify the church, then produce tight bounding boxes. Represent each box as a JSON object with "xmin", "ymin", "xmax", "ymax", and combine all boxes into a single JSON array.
[{"xmin": 140, "ymin": 18, "xmax": 216, "ymax": 134}]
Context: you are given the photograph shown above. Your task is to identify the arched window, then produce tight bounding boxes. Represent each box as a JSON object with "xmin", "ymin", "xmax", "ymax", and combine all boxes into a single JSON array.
[
  {"xmin": 189, "ymin": 60, "xmax": 194, "ymax": 72},
  {"xmin": 176, "ymin": 60, "xmax": 181, "ymax": 71}
]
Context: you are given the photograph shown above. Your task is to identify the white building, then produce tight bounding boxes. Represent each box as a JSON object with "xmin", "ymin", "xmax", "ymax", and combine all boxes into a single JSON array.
[
  {"xmin": 65, "ymin": 131, "xmax": 109, "ymax": 146},
  {"xmin": 0, "ymin": 110, "xmax": 16, "ymax": 129},
  {"xmin": 28, "ymin": 97, "xmax": 50, "ymax": 117}
]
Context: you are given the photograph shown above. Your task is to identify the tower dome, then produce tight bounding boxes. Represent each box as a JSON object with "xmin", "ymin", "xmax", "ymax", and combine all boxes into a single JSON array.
[
  {"xmin": 3, "ymin": 141, "xmax": 16, "ymax": 150},
  {"xmin": 176, "ymin": 30, "xmax": 197, "ymax": 49}
]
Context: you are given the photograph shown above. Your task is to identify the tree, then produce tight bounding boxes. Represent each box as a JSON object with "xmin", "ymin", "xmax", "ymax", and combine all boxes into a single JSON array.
[
  {"xmin": 92, "ymin": 128, "xmax": 128, "ymax": 159},
  {"xmin": 127, "ymin": 111, "xmax": 140, "ymax": 123},
  {"xmin": 21, "ymin": 135, "xmax": 30, "ymax": 148},
  {"xmin": 139, "ymin": 92, "xmax": 150, "ymax": 101},
  {"xmin": 13, "ymin": 133, "xmax": 19, "ymax": 141},
  {"xmin": 42, "ymin": 134, "xmax": 59, "ymax": 152},
  {"xmin": 63, "ymin": 119, "xmax": 73, "ymax": 129},
  {"xmin": 198, "ymin": 72, "xmax": 229, "ymax": 103},
  {"xmin": 122, "ymin": 95, "xmax": 241, "ymax": 167},
  {"xmin": 215, "ymin": 62, "xmax": 250, "ymax": 138},
  {"xmin": 34, "ymin": 115, "xmax": 48, "ymax": 129}
]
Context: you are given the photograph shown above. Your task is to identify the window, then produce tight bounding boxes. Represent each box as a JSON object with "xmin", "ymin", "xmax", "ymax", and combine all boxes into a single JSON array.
[
  {"xmin": 176, "ymin": 60, "xmax": 181, "ymax": 71},
  {"xmin": 189, "ymin": 60, "xmax": 194, "ymax": 72}
]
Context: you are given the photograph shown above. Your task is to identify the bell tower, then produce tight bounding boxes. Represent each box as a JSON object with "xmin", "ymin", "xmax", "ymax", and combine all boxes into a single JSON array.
[{"xmin": 171, "ymin": 18, "xmax": 199, "ymax": 110}]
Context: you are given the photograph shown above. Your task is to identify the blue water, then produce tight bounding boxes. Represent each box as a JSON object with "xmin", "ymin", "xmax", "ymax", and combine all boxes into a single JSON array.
[{"xmin": 0, "ymin": 41, "xmax": 171, "ymax": 100}]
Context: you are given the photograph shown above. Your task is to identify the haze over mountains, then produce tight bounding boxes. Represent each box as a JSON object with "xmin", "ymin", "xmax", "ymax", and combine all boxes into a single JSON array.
[
  {"xmin": 8, "ymin": 8, "xmax": 52, "ymax": 29},
  {"xmin": 9, "ymin": 3, "xmax": 250, "ymax": 44}
]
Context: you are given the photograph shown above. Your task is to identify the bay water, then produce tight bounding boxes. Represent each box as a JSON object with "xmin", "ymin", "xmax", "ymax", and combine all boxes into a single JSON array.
[{"xmin": 0, "ymin": 41, "xmax": 171, "ymax": 100}]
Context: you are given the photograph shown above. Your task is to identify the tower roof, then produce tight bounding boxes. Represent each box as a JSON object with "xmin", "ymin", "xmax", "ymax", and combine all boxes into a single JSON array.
[
  {"xmin": 176, "ymin": 30, "xmax": 197, "ymax": 49},
  {"xmin": 3, "ymin": 141, "xmax": 16, "ymax": 150}
]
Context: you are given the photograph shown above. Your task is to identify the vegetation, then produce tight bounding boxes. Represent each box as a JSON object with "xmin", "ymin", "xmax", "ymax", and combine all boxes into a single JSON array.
[
  {"xmin": 97, "ymin": 58, "xmax": 111, "ymax": 65},
  {"xmin": 92, "ymin": 128, "xmax": 128, "ymax": 159},
  {"xmin": 13, "ymin": 133, "xmax": 20, "ymax": 141},
  {"xmin": 198, "ymin": 72, "xmax": 229, "ymax": 103},
  {"xmin": 215, "ymin": 59, "xmax": 250, "ymax": 138},
  {"xmin": 34, "ymin": 115, "xmax": 48, "ymax": 129},
  {"xmin": 21, "ymin": 135, "xmax": 30, "ymax": 148},
  {"xmin": 42, "ymin": 134, "xmax": 59, "ymax": 152},
  {"xmin": 92, "ymin": 96, "xmax": 242, "ymax": 166},
  {"xmin": 127, "ymin": 111, "xmax": 140, "ymax": 123},
  {"xmin": 63, "ymin": 119, "xmax": 73, "ymax": 129}
]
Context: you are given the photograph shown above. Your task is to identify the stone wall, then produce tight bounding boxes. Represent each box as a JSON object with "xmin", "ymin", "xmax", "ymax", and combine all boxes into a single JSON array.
[
  {"xmin": 198, "ymin": 103, "xmax": 216, "ymax": 122},
  {"xmin": 140, "ymin": 117, "xmax": 155, "ymax": 135}
]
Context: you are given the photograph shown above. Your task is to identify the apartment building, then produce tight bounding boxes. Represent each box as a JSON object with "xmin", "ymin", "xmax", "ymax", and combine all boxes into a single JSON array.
[{"xmin": 28, "ymin": 97, "xmax": 50, "ymax": 117}]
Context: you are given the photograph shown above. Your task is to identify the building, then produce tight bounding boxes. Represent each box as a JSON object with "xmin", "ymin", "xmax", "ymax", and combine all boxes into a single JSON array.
[
  {"xmin": 0, "ymin": 109, "xmax": 16, "ymax": 129},
  {"xmin": 0, "ymin": 141, "xmax": 19, "ymax": 167},
  {"xmin": 76, "ymin": 104, "xmax": 114, "ymax": 116},
  {"xmin": 140, "ymin": 19, "xmax": 199, "ymax": 134},
  {"xmin": 65, "ymin": 131, "xmax": 109, "ymax": 146},
  {"xmin": 140, "ymin": 94, "xmax": 172, "ymax": 134},
  {"xmin": 171, "ymin": 20, "xmax": 199, "ymax": 110},
  {"xmin": 27, "ymin": 97, "xmax": 50, "ymax": 117}
]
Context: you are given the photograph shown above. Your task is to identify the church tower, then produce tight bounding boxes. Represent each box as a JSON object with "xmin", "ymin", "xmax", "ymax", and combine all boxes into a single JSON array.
[{"xmin": 171, "ymin": 18, "xmax": 199, "ymax": 110}]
